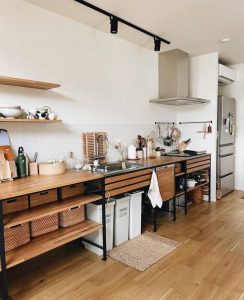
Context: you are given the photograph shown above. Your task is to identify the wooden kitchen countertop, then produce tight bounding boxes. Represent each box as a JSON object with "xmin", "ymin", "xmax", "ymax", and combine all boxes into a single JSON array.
[
  {"xmin": 0, "ymin": 170, "xmax": 103, "ymax": 200},
  {"xmin": 0, "ymin": 154, "xmax": 210, "ymax": 201},
  {"xmin": 134, "ymin": 154, "xmax": 210, "ymax": 168}
]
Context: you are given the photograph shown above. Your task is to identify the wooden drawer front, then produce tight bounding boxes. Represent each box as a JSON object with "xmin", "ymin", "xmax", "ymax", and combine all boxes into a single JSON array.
[
  {"xmin": 105, "ymin": 169, "xmax": 151, "ymax": 184},
  {"xmin": 61, "ymin": 183, "xmax": 84, "ymax": 199},
  {"xmin": 3, "ymin": 196, "xmax": 29, "ymax": 215},
  {"xmin": 187, "ymin": 155, "xmax": 210, "ymax": 174},
  {"xmin": 187, "ymin": 164, "xmax": 210, "ymax": 174},
  {"xmin": 186, "ymin": 155, "xmax": 211, "ymax": 165},
  {"xmin": 106, "ymin": 180, "xmax": 150, "ymax": 198},
  {"xmin": 175, "ymin": 163, "xmax": 182, "ymax": 174},
  {"xmin": 105, "ymin": 174, "xmax": 151, "ymax": 191},
  {"xmin": 157, "ymin": 167, "xmax": 175, "ymax": 201},
  {"xmin": 30, "ymin": 189, "xmax": 57, "ymax": 207}
]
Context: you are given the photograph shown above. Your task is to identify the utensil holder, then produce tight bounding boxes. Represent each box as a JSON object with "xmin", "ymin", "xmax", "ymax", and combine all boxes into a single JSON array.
[{"xmin": 29, "ymin": 162, "xmax": 38, "ymax": 175}]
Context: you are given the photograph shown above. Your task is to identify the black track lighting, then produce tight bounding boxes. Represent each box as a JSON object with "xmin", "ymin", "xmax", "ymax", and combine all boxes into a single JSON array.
[
  {"xmin": 154, "ymin": 37, "xmax": 161, "ymax": 51},
  {"xmin": 110, "ymin": 16, "xmax": 118, "ymax": 34},
  {"xmin": 75, "ymin": 1, "xmax": 170, "ymax": 46}
]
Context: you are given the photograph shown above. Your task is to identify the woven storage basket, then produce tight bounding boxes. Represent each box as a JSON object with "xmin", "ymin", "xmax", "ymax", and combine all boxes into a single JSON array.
[
  {"xmin": 59, "ymin": 206, "xmax": 85, "ymax": 228},
  {"xmin": 30, "ymin": 214, "xmax": 58, "ymax": 237},
  {"xmin": 4, "ymin": 223, "xmax": 30, "ymax": 252}
]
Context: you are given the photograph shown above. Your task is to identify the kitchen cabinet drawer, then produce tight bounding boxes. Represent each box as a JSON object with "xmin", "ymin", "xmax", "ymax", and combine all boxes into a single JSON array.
[
  {"xmin": 105, "ymin": 169, "xmax": 151, "ymax": 184},
  {"xmin": 61, "ymin": 183, "xmax": 84, "ymax": 199},
  {"xmin": 30, "ymin": 189, "xmax": 58, "ymax": 207},
  {"xmin": 3, "ymin": 196, "xmax": 29, "ymax": 215},
  {"xmin": 106, "ymin": 180, "xmax": 150, "ymax": 198},
  {"xmin": 156, "ymin": 166, "xmax": 175, "ymax": 201},
  {"xmin": 105, "ymin": 169, "xmax": 152, "ymax": 198},
  {"xmin": 187, "ymin": 155, "xmax": 211, "ymax": 174}
]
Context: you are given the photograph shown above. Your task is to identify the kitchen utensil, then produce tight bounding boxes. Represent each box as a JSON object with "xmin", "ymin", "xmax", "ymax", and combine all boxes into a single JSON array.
[
  {"xmin": 186, "ymin": 179, "xmax": 197, "ymax": 188},
  {"xmin": 16, "ymin": 147, "xmax": 27, "ymax": 178},
  {"xmin": 0, "ymin": 106, "xmax": 24, "ymax": 119},
  {"xmin": 171, "ymin": 125, "xmax": 181, "ymax": 141},
  {"xmin": 0, "ymin": 151, "xmax": 12, "ymax": 182},
  {"xmin": 163, "ymin": 125, "xmax": 173, "ymax": 147},
  {"xmin": 203, "ymin": 123, "xmax": 207, "ymax": 139},
  {"xmin": 208, "ymin": 122, "xmax": 212, "ymax": 133},
  {"xmin": 178, "ymin": 138, "xmax": 191, "ymax": 152}
]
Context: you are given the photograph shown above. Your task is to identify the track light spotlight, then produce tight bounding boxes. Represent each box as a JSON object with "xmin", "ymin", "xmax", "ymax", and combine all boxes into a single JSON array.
[
  {"xmin": 154, "ymin": 37, "xmax": 161, "ymax": 51},
  {"xmin": 110, "ymin": 16, "xmax": 118, "ymax": 34}
]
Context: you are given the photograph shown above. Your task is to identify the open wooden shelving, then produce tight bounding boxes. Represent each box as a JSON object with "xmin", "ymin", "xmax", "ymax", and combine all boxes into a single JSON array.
[
  {"xmin": 186, "ymin": 181, "xmax": 209, "ymax": 193},
  {"xmin": 0, "ymin": 76, "xmax": 60, "ymax": 90},
  {"xmin": 4, "ymin": 194, "xmax": 102, "ymax": 228},
  {"xmin": 0, "ymin": 119, "xmax": 62, "ymax": 123},
  {"xmin": 4, "ymin": 220, "xmax": 101, "ymax": 269},
  {"xmin": 175, "ymin": 172, "xmax": 185, "ymax": 177}
]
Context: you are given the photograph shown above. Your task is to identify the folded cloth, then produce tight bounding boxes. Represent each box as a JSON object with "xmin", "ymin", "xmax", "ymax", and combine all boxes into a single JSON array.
[{"xmin": 148, "ymin": 170, "xmax": 163, "ymax": 208}]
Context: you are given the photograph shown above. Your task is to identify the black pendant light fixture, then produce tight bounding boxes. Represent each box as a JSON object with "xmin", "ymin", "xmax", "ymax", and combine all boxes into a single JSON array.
[
  {"xmin": 74, "ymin": 0, "xmax": 170, "ymax": 51},
  {"xmin": 110, "ymin": 16, "xmax": 118, "ymax": 34}
]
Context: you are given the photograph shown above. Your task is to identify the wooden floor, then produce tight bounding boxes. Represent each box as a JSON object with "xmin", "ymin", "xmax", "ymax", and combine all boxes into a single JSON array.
[{"xmin": 8, "ymin": 190, "xmax": 244, "ymax": 300}]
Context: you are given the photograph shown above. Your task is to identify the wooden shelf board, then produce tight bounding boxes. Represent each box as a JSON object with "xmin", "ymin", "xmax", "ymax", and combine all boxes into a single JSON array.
[
  {"xmin": 0, "ymin": 76, "xmax": 60, "ymax": 90},
  {"xmin": 0, "ymin": 119, "xmax": 62, "ymax": 123},
  {"xmin": 5, "ymin": 220, "xmax": 101, "ymax": 269},
  {"xmin": 187, "ymin": 181, "xmax": 209, "ymax": 193},
  {"xmin": 4, "ymin": 194, "xmax": 102, "ymax": 228},
  {"xmin": 175, "ymin": 172, "xmax": 185, "ymax": 177},
  {"xmin": 175, "ymin": 190, "xmax": 185, "ymax": 197}
]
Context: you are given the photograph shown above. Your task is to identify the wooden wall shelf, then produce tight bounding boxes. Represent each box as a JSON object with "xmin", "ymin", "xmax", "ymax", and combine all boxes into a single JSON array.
[
  {"xmin": 0, "ymin": 119, "xmax": 62, "ymax": 123},
  {"xmin": 0, "ymin": 76, "xmax": 60, "ymax": 90}
]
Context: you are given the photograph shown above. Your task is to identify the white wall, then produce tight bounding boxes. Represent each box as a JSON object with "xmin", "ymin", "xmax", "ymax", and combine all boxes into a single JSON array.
[
  {"xmin": 220, "ymin": 64, "xmax": 244, "ymax": 190},
  {"xmin": 0, "ymin": 0, "xmax": 176, "ymax": 162},
  {"xmin": 177, "ymin": 52, "xmax": 219, "ymax": 201}
]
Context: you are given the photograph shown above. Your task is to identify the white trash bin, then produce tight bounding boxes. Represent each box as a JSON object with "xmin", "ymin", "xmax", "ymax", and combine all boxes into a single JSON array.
[
  {"xmin": 128, "ymin": 191, "xmax": 143, "ymax": 239},
  {"xmin": 83, "ymin": 201, "xmax": 115, "ymax": 256},
  {"xmin": 114, "ymin": 195, "xmax": 130, "ymax": 246}
]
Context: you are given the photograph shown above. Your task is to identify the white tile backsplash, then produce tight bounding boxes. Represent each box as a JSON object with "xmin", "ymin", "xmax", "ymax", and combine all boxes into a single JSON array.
[{"xmin": 0, "ymin": 123, "xmax": 156, "ymax": 163}]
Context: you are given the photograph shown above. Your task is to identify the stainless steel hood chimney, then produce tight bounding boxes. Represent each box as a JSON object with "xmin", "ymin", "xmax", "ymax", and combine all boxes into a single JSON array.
[{"xmin": 149, "ymin": 49, "xmax": 210, "ymax": 106}]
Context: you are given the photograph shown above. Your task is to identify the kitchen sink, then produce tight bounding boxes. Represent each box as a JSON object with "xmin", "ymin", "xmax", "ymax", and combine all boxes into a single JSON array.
[{"xmin": 95, "ymin": 161, "xmax": 142, "ymax": 175}]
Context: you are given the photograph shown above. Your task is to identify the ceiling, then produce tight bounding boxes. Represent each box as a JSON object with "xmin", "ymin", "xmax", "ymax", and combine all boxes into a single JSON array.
[{"xmin": 24, "ymin": 0, "xmax": 244, "ymax": 64}]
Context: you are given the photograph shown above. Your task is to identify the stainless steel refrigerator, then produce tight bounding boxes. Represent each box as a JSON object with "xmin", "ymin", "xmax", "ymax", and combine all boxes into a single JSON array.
[{"xmin": 217, "ymin": 96, "xmax": 236, "ymax": 196}]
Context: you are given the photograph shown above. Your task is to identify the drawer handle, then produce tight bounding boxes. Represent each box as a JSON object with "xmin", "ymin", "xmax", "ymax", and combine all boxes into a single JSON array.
[
  {"xmin": 40, "ymin": 191, "xmax": 48, "ymax": 195},
  {"xmin": 70, "ymin": 184, "xmax": 77, "ymax": 189},
  {"xmin": 70, "ymin": 206, "xmax": 79, "ymax": 210},
  {"xmin": 10, "ymin": 224, "xmax": 22, "ymax": 229},
  {"xmin": 6, "ymin": 198, "xmax": 17, "ymax": 203}
]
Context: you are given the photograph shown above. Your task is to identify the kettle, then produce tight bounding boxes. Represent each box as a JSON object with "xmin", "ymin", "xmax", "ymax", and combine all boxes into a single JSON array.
[{"xmin": 16, "ymin": 147, "xmax": 27, "ymax": 178}]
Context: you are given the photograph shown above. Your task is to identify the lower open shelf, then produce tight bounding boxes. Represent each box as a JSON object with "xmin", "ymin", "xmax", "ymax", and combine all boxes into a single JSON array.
[{"xmin": 4, "ymin": 220, "xmax": 102, "ymax": 270}]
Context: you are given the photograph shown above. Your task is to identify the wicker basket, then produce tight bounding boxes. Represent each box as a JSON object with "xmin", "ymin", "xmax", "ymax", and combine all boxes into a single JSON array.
[
  {"xmin": 4, "ymin": 223, "xmax": 30, "ymax": 252},
  {"xmin": 59, "ymin": 206, "xmax": 85, "ymax": 228},
  {"xmin": 30, "ymin": 214, "xmax": 58, "ymax": 237}
]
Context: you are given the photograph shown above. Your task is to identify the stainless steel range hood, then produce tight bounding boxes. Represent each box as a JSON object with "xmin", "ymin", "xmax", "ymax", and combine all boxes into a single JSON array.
[{"xmin": 149, "ymin": 49, "xmax": 210, "ymax": 106}]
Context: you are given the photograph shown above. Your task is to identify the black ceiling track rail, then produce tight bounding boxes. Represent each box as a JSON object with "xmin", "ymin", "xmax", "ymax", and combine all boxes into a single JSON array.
[{"xmin": 74, "ymin": 0, "xmax": 170, "ymax": 45}]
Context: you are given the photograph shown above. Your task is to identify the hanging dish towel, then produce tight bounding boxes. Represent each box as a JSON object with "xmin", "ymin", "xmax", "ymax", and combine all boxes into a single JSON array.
[{"xmin": 148, "ymin": 170, "xmax": 163, "ymax": 208}]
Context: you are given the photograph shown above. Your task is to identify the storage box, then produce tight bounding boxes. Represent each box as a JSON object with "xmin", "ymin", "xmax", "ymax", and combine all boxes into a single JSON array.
[
  {"xmin": 114, "ymin": 195, "xmax": 130, "ymax": 246},
  {"xmin": 30, "ymin": 214, "xmax": 58, "ymax": 237},
  {"xmin": 83, "ymin": 201, "xmax": 115, "ymax": 256},
  {"xmin": 59, "ymin": 205, "xmax": 85, "ymax": 227},
  {"xmin": 3, "ymin": 195, "xmax": 29, "ymax": 215},
  {"xmin": 38, "ymin": 162, "xmax": 66, "ymax": 175},
  {"xmin": 61, "ymin": 183, "xmax": 84, "ymax": 199},
  {"xmin": 128, "ymin": 191, "xmax": 143, "ymax": 239},
  {"xmin": 30, "ymin": 189, "xmax": 57, "ymax": 207},
  {"xmin": 4, "ymin": 223, "xmax": 30, "ymax": 252}
]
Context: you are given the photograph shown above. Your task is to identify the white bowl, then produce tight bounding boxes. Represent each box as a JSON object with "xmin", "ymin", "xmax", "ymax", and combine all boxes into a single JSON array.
[
  {"xmin": 0, "ymin": 107, "xmax": 24, "ymax": 118},
  {"xmin": 186, "ymin": 179, "xmax": 196, "ymax": 188}
]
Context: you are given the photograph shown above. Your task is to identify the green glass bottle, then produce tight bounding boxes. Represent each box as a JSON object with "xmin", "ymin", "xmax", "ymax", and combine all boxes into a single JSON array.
[{"xmin": 16, "ymin": 147, "xmax": 27, "ymax": 178}]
